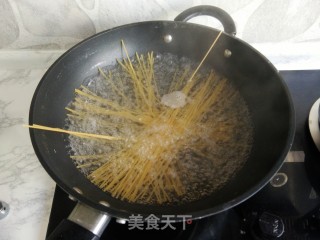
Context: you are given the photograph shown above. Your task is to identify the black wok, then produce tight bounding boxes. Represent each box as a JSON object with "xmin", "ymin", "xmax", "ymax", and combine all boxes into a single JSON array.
[{"xmin": 29, "ymin": 6, "xmax": 295, "ymax": 240}]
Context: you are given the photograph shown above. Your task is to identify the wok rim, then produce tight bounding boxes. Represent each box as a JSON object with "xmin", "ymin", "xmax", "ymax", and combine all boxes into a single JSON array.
[{"xmin": 29, "ymin": 20, "xmax": 296, "ymax": 220}]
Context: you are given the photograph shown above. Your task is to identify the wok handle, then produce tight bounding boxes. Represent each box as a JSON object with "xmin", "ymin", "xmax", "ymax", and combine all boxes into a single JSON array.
[
  {"xmin": 174, "ymin": 5, "xmax": 236, "ymax": 36},
  {"xmin": 46, "ymin": 202, "xmax": 111, "ymax": 240},
  {"xmin": 47, "ymin": 219, "xmax": 100, "ymax": 240}
]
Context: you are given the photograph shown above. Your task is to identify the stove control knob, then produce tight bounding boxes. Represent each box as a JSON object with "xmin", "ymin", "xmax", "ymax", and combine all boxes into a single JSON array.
[
  {"xmin": 0, "ymin": 201, "xmax": 9, "ymax": 220},
  {"xmin": 258, "ymin": 212, "xmax": 284, "ymax": 238}
]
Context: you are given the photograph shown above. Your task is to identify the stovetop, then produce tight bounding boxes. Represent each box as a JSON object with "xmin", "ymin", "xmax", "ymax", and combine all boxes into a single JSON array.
[{"xmin": 46, "ymin": 70, "xmax": 320, "ymax": 240}]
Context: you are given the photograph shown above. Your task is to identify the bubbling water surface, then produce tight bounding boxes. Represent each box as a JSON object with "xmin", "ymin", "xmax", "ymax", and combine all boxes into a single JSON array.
[{"xmin": 66, "ymin": 53, "xmax": 253, "ymax": 205}]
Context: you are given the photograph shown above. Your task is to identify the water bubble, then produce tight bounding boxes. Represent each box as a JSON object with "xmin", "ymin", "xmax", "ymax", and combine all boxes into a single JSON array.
[{"xmin": 66, "ymin": 52, "xmax": 253, "ymax": 205}]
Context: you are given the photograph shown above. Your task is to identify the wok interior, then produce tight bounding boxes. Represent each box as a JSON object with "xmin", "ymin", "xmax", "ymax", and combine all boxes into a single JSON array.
[{"xmin": 30, "ymin": 21, "xmax": 294, "ymax": 219}]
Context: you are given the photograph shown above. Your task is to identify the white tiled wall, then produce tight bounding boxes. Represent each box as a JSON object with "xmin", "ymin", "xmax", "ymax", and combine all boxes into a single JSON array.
[{"xmin": 1, "ymin": 0, "xmax": 319, "ymax": 50}]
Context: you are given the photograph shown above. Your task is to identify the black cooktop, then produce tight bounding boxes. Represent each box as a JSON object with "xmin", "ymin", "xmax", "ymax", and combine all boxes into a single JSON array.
[{"xmin": 46, "ymin": 70, "xmax": 320, "ymax": 240}]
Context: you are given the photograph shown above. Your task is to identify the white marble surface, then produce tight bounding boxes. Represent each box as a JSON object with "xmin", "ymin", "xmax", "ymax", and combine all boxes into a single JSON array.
[
  {"xmin": 0, "ymin": 66, "xmax": 56, "ymax": 240},
  {"xmin": 0, "ymin": 0, "xmax": 320, "ymax": 49}
]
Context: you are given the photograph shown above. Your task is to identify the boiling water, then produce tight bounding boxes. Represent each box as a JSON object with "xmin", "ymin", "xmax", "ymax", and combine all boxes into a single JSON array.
[{"xmin": 66, "ymin": 53, "xmax": 253, "ymax": 205}]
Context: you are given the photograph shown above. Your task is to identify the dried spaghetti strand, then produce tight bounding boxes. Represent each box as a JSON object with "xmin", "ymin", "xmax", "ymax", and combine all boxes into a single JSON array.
[
  {"xmin": 188, "ymin": 31, "xmax": 223, "ymax": 83},
  {"xmin": 183, "ymin": 31, "xmax": 223, "ymax": 94},
  {"xmin": 24, "ymin": 124, "xmax": 123, "ymax": 141}
]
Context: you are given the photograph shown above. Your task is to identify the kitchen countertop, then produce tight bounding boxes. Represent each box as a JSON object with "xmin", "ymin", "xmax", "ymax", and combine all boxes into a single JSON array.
[{"xmin": 1, "ymin": 42, "xmax": 320, "ymax": 240}]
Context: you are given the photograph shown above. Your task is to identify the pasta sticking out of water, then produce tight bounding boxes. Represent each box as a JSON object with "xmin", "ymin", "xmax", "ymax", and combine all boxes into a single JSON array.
[
  {"xmin": 27, "ymin": 35, "xmax": 253, "ymax": 205},
  {"xmin": 66, "ymin": 43, "xmax": 253, "ymax": 204}
]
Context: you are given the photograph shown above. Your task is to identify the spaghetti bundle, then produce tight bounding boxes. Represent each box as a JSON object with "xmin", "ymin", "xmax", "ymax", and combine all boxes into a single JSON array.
[{"xmin": 27, "ymin": 36, "xmax": 253, "ymax": 204}]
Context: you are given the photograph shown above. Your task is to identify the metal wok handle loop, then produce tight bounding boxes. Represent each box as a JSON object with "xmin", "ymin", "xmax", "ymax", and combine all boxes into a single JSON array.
[
  {"xmin": 174, "ymin": 5, "xmax": 236, "ymax": 36},
  {"xmin": 47, "ymin": 202, "xmax": 111, "ymax": 240}
]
